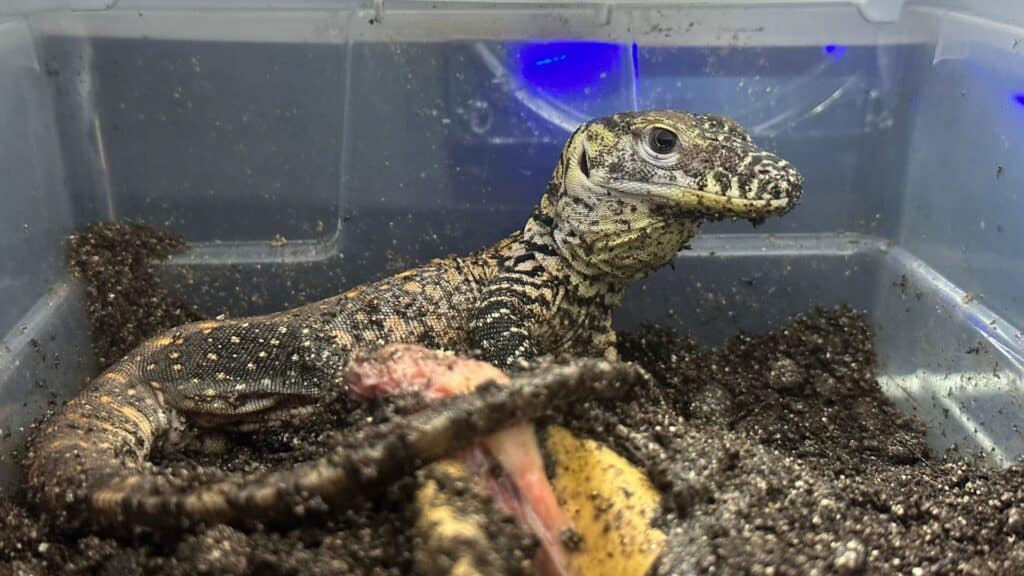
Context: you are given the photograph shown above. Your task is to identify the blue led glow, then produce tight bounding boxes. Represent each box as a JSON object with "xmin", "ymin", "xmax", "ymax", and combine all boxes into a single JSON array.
[
  {"xmin": 1014, "ymin": 93, "xmax": 1024, "ymax": 107},
  {"xmin": 516, "ymin": 42, "xmax": 623, "ymax": 93},
  {"xmin": 823, "ymin": 44, "xmax": 848, "ymax": 61}
]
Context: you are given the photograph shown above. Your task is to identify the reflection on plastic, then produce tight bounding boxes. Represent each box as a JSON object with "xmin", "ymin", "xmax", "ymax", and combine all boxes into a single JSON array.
[
  {"xmin": 484, "ymin": 42, "xmax": 891, "ymax": 138},
  {"xmin": 823, "ymin": 44, "xmax": 848, "ymax": 61}
]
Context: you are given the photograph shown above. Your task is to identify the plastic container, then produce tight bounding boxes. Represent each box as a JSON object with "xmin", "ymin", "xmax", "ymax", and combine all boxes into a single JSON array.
[{"xmin": 0, "ymin": 0, "xmax": 1022, "ymax": 489}]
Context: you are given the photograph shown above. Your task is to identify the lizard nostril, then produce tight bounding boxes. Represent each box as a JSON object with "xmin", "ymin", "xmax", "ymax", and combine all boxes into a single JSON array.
[{"xmin": 760, "ymin": 178, "xmax": 787, "ymax": 199}]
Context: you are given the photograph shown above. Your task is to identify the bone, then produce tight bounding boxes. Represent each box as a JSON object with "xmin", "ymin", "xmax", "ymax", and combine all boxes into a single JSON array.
[{"xmin": 345, "ymin": 344, "xmax": 574, "ymax": 575}]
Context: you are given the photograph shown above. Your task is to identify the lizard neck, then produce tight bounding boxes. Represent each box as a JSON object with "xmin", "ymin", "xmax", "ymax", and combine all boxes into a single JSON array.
[{"xmin": 520, "ymin": 209, "xmax": 627, "ymax": 306}]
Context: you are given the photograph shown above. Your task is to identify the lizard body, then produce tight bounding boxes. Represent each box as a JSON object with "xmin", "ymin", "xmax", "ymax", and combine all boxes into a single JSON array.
[{"xmin": 26, "ymin": 110, "xmax": 802, "ymax": 531}]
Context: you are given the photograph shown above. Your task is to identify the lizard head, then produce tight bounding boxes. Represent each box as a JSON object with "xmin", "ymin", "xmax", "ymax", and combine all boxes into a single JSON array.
[{"xmin": 529, "ymin": 109, "xmax": 803, "ymax": 282}]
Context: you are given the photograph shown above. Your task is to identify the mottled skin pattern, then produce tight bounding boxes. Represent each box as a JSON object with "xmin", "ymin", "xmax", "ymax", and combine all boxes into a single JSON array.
[{"xmin": 26, "ymin": 110, "xmax": 802, "ymax": 533}]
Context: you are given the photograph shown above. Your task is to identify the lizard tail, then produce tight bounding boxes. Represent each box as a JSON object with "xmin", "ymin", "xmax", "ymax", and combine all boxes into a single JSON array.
[
  {"xmin": 25, "ymin": 361, "xmax": 174, "ymax": 532},
  {"xmin": 31, "ymin": 359, "xmax": 646, "ymax": 535}
]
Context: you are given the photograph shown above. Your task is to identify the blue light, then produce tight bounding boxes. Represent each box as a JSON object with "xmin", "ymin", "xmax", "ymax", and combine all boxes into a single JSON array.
[
  {"xmin": 516, "ymin": 42, "xmax": 623, "ymax": 94},
  {"xmin": 1015, "ymin": 93, "xmax": 1024, "ymax": 107},
  {"xmin": 823, "ymin": 44, "xmax": 848, "ymax": 61}
]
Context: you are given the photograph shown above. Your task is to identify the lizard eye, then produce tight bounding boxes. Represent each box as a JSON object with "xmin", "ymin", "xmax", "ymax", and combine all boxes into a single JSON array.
[
  {"xmin": 649, "ymin": 128, "xmax": 677, "ymax": 154},
  {"xmin": 639, "ymin": 126, "xmax": 683, "ymax": 166}
]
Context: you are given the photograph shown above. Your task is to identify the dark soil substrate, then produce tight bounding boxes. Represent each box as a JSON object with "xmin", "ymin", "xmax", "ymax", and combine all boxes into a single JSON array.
[
  {"xmin": 612, "ymin": 314, "xmax": 1024, "ymax": 575},
  {"xmin": 68, "ymin": 221, "xmax": 202, "ymax": 370},
  {"xmin": 2, "ymin": 223, "xmax": 1024, "ymax": 575}
]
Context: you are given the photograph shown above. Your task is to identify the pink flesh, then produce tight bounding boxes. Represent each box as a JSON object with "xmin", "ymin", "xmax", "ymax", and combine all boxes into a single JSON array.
[
  {"xmin": 344, "ymin": 344, "xmax": 574, "ymax": 575},
  {"xmin": 483, "ymin": 424, "xmax": 574, "ymax": 576},
  {"xmin": 345, "ymin": 344, "xmax": 502, "ymax": 401}
]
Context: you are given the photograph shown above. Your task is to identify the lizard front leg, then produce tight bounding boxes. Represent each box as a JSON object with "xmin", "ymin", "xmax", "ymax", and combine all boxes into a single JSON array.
[{"xmin": 590, "ymin": 313, "xmax": 620, "ymax": 362}]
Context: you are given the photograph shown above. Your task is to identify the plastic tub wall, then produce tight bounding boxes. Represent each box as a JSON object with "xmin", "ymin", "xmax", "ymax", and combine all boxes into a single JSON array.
[{"xmin": 0, "ymin": 1, "xmax": 1021, "ymax": 489}]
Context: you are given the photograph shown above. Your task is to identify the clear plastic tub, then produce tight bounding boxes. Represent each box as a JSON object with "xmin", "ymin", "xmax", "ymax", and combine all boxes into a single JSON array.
[{"xmin": 0, "ymin": 0, "xmax": 1022, "ymax": 490}]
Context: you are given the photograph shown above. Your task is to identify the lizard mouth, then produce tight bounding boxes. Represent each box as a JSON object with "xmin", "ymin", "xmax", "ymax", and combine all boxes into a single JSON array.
[
  {"xmin": 598, "ymin": 180, "xmax": 796, "ymax": 220},
  {"xmin": 644, "ymin": 184, "xmax": 795, "ymax": 219}
]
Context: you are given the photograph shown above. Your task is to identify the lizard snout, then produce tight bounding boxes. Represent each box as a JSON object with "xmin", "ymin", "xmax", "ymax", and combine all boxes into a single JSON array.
[{"xmin": 719, "ymin": 150, "xmax": 804, "ymax": 219}]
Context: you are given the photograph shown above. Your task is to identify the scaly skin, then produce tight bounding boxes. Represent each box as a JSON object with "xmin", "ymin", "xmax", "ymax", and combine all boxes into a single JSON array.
[{"xmin": 26, "ymin": 110, "xmax": 803, "ymax": 532}]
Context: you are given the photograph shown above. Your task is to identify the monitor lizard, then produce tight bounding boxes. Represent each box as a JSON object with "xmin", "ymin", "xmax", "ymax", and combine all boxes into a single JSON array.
[{"xmin": 26, "ymin": 109, "xmax": 803, "ymax": 535}]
